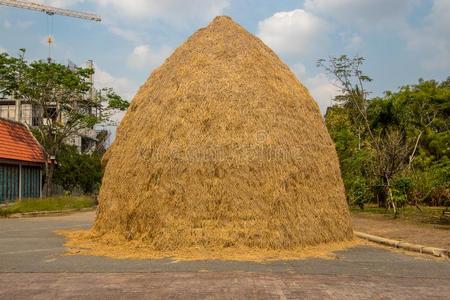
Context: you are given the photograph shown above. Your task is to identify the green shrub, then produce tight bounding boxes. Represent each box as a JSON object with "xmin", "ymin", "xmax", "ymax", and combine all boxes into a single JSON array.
[
  {"xmin": 54, "ymin": 145, "xmax": 103, "ymax": 194},
  {"xmin": 346, "ymin": 176, "xmax": 370, "ymax": 209},
  {"xmin": 410, "ymin": 158, "xmax": 450, "ymax": 206},
  {"xmin": 391, "ymin": 176, "xmax": 412, "ymax": 208}
]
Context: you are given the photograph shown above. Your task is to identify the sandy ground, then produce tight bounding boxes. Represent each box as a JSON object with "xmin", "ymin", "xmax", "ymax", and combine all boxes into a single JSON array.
[{"xmin": 351, "ymin": 213, "xmax": 450, "ymax": 249}]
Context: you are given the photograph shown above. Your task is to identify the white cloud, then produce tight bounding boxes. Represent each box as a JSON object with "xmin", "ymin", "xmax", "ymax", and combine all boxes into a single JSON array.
[
  {"xmin": 34, "ymin": 0, "xmax": 230, "ymax": 25},
  {"xmin": 402, "ymin": 0, "xmax": 450, "ymax": 70},
  {"xmin": 108, "ymin": 26, "xmax": 142, "ymax": 44},
  {"xmin": 93, "ymin": 0, "xmax": 229, "ymax": 23},
  {"xmin": 93, "ymin": 64, "xmax": 138, "ymax": 100},
  {"xmin": 127, "ymin": 44, "xmax": 172, "ymax": 71},
  {"xmin": 348, "ymin": 34, "xmax": 362, "ymax": 49},
  {"xmin": 341, "ymin": 32, "xmax": 363, "ymax": 51},
  {"xmin": 427, "ymin": 0, "xmax": 450, "ymax": 31},
  {"xmin": 304, "ymin": 73, "xmax": 339, "ymax": 114},
  {"xmin": 92, "ymin": 63, "xmax": 133, "ymax": 145},
  {"xmin": 301, "ymin": 0, "xmax": 449, "ymax": 70},
  {"xmin": 304, "ymin": 0, "xmax": 418, "ymax": 28},
  {"xmin": 257, "ymin": 9, "xmax": 329, "ymax": 58},
  {"xmin": 0, "ymin": 46, "xmax": 6, "ymax": 53},
  {"xmin": 292, "ymin": 63, "xmax": 307, "ymax": 79}
]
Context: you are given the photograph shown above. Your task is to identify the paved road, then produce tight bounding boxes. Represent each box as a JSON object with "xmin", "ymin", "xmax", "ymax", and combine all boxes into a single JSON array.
[{"xmin": 0, "ymin": 212, "xmax": 449, "ymax": 299}]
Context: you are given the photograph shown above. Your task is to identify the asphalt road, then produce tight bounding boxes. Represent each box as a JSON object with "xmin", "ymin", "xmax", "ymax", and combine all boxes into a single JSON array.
[{"xmin": 0, "ymin": 212, "xmax": 449, "ymax": 299}]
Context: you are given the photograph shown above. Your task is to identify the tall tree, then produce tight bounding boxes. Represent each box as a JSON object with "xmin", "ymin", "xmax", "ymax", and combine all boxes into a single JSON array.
[
  {"xmin": 318, "ymin": 55, "xmax": 413, "ymax": 214},
  {"xmin": 0, "ymin": 50, "xmax": 129, "ymax": 195}
]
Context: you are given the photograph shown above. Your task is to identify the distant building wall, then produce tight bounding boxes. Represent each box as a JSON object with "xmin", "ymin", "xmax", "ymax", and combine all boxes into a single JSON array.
[
  {"xmin": 0, "ymin": 118, "xmax": 46, "ymax": 203},
  {"xmin": 0, "ymin": 103, "xmax": 16, "ymax": 121},
  {"xmin": 0, "ymin": 102, "xmax": 37, "ymax": 126},
  {"xmin": 0, "ymin": 162, "xmax": 42, "ymax": 203}
]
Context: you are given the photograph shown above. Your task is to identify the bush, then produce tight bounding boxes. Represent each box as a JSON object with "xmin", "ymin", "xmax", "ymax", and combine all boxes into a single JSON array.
[
  {"xmin": 410, "ymin": 158, "xmax": 450, "ymax": 206},
  {"xmin": 54, "ymin": 145, "xmax": 103, "ymax": 194},
  {"xmin": 391, "ymin": 176, "xmax": 412, "ymax": 208},
  {"xmin": 346, "ymin": 176, "xmax": 370, "ymax": 209}
]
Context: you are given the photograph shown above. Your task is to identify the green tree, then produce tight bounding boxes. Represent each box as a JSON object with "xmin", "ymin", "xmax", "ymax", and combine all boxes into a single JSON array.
[
  {"xmin": 54, "ymin": 145, "xmax": 103, "ymax": 194},
  {"xmin": 0, "ymin": 50, "xmax": 129, "ymax": 195},
  {"xmin": 325, "ymin": 106, "xmax": 370, "ymax": 208},
  {"xmin": 323, "ymin": 66, "xmax": 450, "ymax": 210},
  {"xmin": 319, "ymin": 55, "xmax": 414, "ymax": 214}
]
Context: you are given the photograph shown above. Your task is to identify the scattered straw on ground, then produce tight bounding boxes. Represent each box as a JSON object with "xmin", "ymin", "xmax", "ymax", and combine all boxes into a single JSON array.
[{"xmin": 58, "ymin": 229, "xmax": 364, "ymax": 261}]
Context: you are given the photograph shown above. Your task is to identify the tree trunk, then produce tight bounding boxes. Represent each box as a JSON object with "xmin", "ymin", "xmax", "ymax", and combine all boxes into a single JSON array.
[
  {"xmin": 385, "ymin": 176, "xmax": 397, "ymax": 217},
  {"xmin": 357, "ymin": 128, "xmax": 361, "ymax": 151},
  {"xmin": 408, "ymin": 130, "xmax": 423, "ymax": 169},
  {"xmin": 377, "ymin": 178, "xmax": 388, "ymax": 208},
  {"xmin": 45, "ymin": 161, "xmax": 55, "ymax": 197}
]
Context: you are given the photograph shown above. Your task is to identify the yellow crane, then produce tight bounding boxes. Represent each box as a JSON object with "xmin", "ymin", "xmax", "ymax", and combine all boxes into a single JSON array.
[
  {"xmin": 0, "ymin": 0, "xmax": 101, "ymax": 58},
  {"xmin": 0, "ymin": 0, "xmax": 101, "ymax": 21}
]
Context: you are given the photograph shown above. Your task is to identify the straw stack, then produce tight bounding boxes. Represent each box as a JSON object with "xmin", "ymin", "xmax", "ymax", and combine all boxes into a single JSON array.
[{"xmin": 94, "ymin": 16, "xmax": 353, "ymax": 252}]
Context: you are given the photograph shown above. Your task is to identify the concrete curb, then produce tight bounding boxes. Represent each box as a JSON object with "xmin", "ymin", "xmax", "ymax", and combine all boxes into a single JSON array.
[
  {"xmin": 354, "ymin": 231, "xmax": 450, "ymax": 258},
  {"xmin": 5, "ymin": 206, "xmax": 97, "ymax": 218}
]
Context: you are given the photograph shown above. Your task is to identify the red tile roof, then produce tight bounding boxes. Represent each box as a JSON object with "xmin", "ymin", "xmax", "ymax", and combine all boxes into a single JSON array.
[{"xmin": 0, "ymin": 118, "xmax": 47, "ymax": 164}]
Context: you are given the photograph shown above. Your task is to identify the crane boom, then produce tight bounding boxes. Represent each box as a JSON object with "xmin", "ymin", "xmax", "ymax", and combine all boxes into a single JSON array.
[{"xmin": 0, "ymin": 0, "xmax": 101, "ymax": 21}]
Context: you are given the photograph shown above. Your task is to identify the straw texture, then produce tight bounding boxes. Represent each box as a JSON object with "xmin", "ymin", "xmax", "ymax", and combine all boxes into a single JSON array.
[{"xmin": 93, "ymin": 16, "xmax": 352, "ymax": 252}]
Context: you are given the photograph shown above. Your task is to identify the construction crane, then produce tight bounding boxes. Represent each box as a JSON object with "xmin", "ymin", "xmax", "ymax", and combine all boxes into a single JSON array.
[
  {"xmin": 0, "ymin": 0, "xmax": 101, "ymax": 119},
  {"xmin": 0, "ymin": 0, "xmax": 101, "ymax": 59},
  {"xmin": 0, "ymin": 0, "xmax": 101, "ymax": 21}
]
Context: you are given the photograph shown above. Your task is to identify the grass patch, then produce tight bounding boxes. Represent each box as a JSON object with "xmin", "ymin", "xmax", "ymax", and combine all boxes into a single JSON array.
[
  {"xmin": 351, "ymin": 205, "xmax": 449, "ymax": 225},
  {"xmin": 0, "ymin": 196, "xmax": 95, "ymax": 217}
]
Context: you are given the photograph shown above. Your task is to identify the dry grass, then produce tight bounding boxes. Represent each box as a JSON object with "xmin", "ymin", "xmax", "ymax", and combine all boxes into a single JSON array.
[{"xmin": 82, "ymin": 16, "xmax": 353, "ymax": 257}]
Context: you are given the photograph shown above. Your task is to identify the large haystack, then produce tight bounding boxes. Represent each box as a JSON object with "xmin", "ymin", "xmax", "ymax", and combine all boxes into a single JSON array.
[{"xmin": 94, "ymin": 16, "xmax": 352, "ymax": 252}]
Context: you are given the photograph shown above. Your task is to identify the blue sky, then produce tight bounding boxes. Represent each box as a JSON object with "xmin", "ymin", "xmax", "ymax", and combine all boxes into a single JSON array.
[{"xmin": 1, "ymin": 0, "xmax": 449, "ymax": 116}]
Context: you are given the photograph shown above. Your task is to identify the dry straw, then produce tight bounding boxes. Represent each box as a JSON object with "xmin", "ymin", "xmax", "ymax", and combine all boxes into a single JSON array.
[{"xmin": 66, "ymin": 16, "xmax": 353, "ymax": 259}]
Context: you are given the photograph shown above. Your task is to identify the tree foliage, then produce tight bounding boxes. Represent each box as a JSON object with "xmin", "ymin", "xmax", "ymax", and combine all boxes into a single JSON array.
[
  {"xmin": 0, "ymin": 50, "xmax": 129, "ymax": 195},
  {"xmin": 322, "ymin": 56, "xmax": 450, "ymax": 211},
  {"xmin": 53, "ymin": 145, "xmax": 103, "ymax": 194}
]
